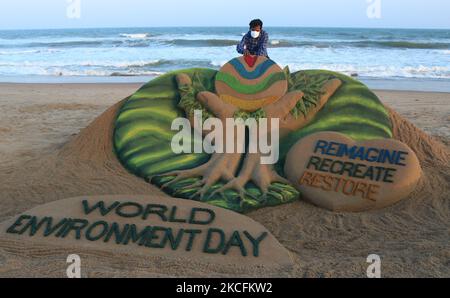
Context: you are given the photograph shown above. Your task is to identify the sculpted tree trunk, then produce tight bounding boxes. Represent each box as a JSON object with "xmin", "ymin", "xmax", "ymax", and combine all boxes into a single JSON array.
[{"xmin": 159, "ymin": 73, "xmax": 342, "ymax": 203}]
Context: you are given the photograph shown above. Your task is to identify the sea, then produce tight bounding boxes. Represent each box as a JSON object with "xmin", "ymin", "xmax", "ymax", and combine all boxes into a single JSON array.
[{"xmin": 0, "ymin": 27, "xmax": 450, "ymax": 91}]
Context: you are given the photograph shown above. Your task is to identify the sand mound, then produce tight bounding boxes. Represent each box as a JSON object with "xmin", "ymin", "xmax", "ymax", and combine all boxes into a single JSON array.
[
  {"xmin": 0, "ymin": 98, "xmax": 158, "ymax": 222},
  {"xmin": 0, "ymin": 99, "xmax": 449, "ymax": 277},
  {"xmin": 388, "ymin": 106, "xmax": 450, "ymax": 166}
]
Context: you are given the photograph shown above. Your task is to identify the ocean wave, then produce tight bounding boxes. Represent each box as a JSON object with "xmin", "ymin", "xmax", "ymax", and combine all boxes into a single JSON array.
[
  {"xmin": 0, "ymin": 58, "xmax": 216, "ymax": 77},
  {"xmin": 0, "ymin": 40, "xmax": 124, "ymax": 49},
  {"xmin": 350, "ymin": 40, "xmax": 450, "ymax": 49},
  {"xmin": 1, "ymin": 67, "xmax": 164, "ymax": 77},
  {"xmin": 110, "ymin": 71, "xmax": 163, "ymax": 77},
  {"xmin": 286, "ymin": 63, "xmax": 450, "ymax": 79},
  {"xmin": 76, "ymin": 60, "xmax": 164, "ymax": 68},
  {"xmin": 109, "ymin": 59, "xmax": 215, "ymax": 68},
  {"xmin": 159, "ymin": 38, "xmax": 449, "ymax": 50},
  {"xmin": 0, "ymin": 38, "xmax": 157, "ymax": 49},
  {"xmin": 164, "ymin": 39, "xmax": 239, "ymax": 47},
  {"xmin": 161, "ymin": 38, "xmax": 450, "ymax": 49},
  {"xmin": 56, "ymin": 65, "xmax": 450, "ymax": 79},
  {"xmin": 0, "ymin": 49, "xmax": 42, "ymax": 55},
  {"xmin": 271, "ymin": 40, "xmax": 450, "ymax": 49},
  {"xmin": 0, "ymin": 59, "xmax": 163, "ymax": 68},
  {"xmin": 0, "ymin": 61, "xmax": 448, "ymax": 79},
  {"xmin": 0, "ymin": 59, "xmax": 215, "ymax": 69},
  {"xmin": 210, "ymin": 60, "xmax": 227, "ymax": 67},
  {"xmin": 0, "ymin": 38, "xmax": 294, "ymax": 49},
  {"xmin": 0, "ymin": 48, "xmax": 63, "ymax": 55},
  {"xmin": 161, "ymin": 38, "xmax": 310, "ymax": 48},
  {"xmin": 2, "ymin": 37, "xmax": 448, "ymax": 51},
  {"xmin": 53, "ymin": 69, "xmax": 163, "ymax": 77},
  {"xmin": 119, "ymin": 33, "xmax": 151, "ymax": 39}
]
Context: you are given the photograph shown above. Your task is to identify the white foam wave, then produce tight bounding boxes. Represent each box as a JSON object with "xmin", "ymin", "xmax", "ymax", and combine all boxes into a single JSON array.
[
  {"xmin": 0, "ymin": 59, "xmax": 162, "ymax": 68},
  {"xmin": 0, "ymin": 48, "xmax": 62, "ymax": 55},
  {"xmin": 77, "ymin": 60, "xmax": 162, "ymax": 68},
  {"xmin": 119, "ymin": 33, "xmax": 151, "ymax": 39},
  {"xmin": 210, "ymin": 60, "xmax": 227, "ymax": 67},
  {"xmin": 285, "ymin": 63, "xmax": 450, "ymax": 79},
  {"xmin": 0, "ymin": 58, "xmax": 448, "ymax": 79},
  {"xmin": 12, "ymin": 67, "xmax": 164, "ymax": 77},
  {"xmin": 0, "ymin": 49, "xmax": 41, "ymax": 55}
]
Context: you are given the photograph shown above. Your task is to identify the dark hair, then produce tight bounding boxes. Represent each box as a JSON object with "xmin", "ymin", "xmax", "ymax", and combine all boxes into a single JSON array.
[{"xmin": 249, "ymin": 19, "xmax": 263, "ymax": 29}]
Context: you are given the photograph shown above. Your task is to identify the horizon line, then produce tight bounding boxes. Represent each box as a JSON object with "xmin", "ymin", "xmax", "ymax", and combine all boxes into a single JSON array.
[{"xmin": 1, "ymin": 25, "xmax": 450, "ymax": 31}]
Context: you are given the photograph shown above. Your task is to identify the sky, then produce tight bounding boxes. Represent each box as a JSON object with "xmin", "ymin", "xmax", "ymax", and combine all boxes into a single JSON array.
[{"xmin": 0, "ymin": 0, "xmax": 449, "ymax": 30}]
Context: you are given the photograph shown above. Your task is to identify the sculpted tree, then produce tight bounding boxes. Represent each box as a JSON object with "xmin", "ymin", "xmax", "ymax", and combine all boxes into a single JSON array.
[
  {"xmin": 160, "ymin": 57, "xmax": 341, "ymax": 200},
  {"xmin": 114, "ymin": 57, "xmax": 393, "ymax": 213}
]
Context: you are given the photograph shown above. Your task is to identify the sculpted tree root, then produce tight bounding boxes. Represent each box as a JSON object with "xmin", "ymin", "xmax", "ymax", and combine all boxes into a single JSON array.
[
  {"xmin": 157, "ymin": 73, "xmax": 342, "ymax": 204},
  {"xmin": 159, "ymin": 152, "xmax": 242, "ymax": 200},
  {"xmin": 211, "ymin": 153, "xmax": 291, "ymax": 202}
]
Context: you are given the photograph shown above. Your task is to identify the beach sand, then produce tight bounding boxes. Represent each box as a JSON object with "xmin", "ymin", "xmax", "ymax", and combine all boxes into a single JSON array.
[{"xmin": 0, "ymin": 83, "xmax": 448, "ymax": 277}]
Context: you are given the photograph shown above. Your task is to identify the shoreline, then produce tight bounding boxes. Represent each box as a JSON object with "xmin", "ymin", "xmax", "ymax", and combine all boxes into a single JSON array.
[
  {"xmin": 1, "ymin": 76, "xmax": 450, "ymax": 93},
  {"xmin": 3, "ymin": 82, "xmax": 450, "ymax": 94}
]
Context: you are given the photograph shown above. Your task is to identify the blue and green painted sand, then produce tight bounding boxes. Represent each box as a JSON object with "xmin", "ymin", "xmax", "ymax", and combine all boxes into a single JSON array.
[{"xmin": 113, "ymin": 68, "xmax": 393, "ymax": 213}]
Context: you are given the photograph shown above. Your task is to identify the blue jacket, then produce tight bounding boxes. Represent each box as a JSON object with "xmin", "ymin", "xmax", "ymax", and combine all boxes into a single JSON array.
[{"xmin": 236, "ymin": 30, "xmax": 269, "ymax": 57}]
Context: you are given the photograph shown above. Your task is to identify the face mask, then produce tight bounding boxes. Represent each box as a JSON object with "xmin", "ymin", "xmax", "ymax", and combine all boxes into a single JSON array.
[{"xmin": 251, "ymin": 31, "xmax": 260, "ymax": 39}]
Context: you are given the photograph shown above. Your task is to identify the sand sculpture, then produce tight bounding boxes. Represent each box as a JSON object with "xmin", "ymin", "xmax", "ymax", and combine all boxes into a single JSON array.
[
  {"xmin": 285, "ymin": 132, "xmax": 422, "ymax": 212},
  {"xmin": 0, "ymin": 195, "xmax": 292, "ymax": 266},
  {"xmin": 113, "ymin": 56, "xmax": 421, "ymax": 213}
]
